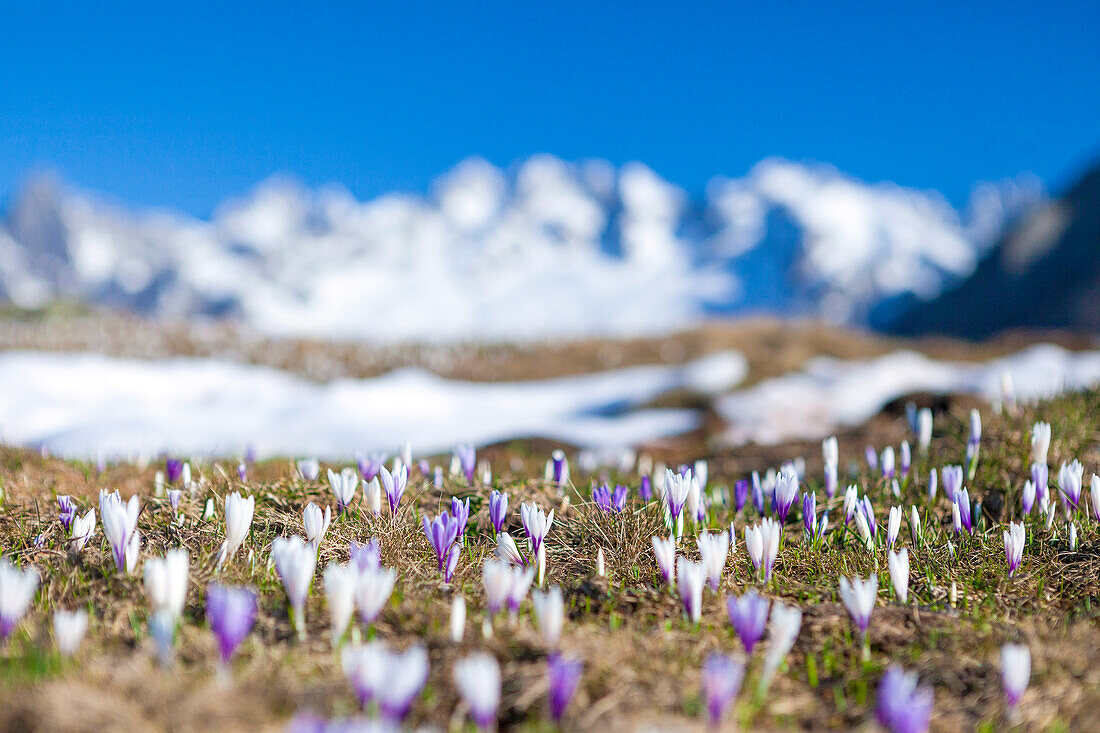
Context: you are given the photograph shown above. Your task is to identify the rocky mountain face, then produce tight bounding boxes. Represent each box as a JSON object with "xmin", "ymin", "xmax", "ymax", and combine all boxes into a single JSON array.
[{"xmin": 889, "ymin": 161, "xmax": 1100, "ymax": 339}]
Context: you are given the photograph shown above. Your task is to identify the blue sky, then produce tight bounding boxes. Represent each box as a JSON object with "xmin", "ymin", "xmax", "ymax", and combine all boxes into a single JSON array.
[{"xmin": 2, "ymin": 1, "xmax": 1098, "ymax": 215}]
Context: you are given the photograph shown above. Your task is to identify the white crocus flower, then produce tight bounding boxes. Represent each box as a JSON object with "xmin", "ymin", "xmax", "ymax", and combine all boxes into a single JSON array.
[
  {"xmin": 531, "ymin": 586, "xmax": 565, "ymax": 647},
  {"xmin": 327, "ymin": 468, "xmax": 360, "ymax": 510},
  {"xmin": 887, "ymin": 506, "xmax": 901, "ymax": 549},
  {"xmin": 219, "ymin": 491, "xmax": 255, "ymax": 568},
  {"xmin": 143, "ymin": 548, "xmax": 189, "ymax": 622},
  {"xmin": 100, "ymin": 490, "xmax": 140, "ymax": 574},
  {"xmin": 454, "ymin": 653, "xmax": 501, "ymax": 730},
  {"xmin": 356, "ymin": 565, "xmax": 397, "ymax": 627},
  {"xmin": 1031, "ymin": 422, "xmax": 1051, "ymax": 465},
  {"xmin": 363, "ymin": 477, "xmax": 382, "ymax": 515},
  {"xmin": 323, "ymin": 562, "xmax": 358, "ymax": 647},
  {"xmin": 272, "ymin": 536, "xmax": 318, "ymax": 637},
  {"xmin": 698, "ymin": 530, "xmax": 730, "ymax": 592},
  {"xmin": 887, "ymin": 549, "xmax": 909, "ymax": 604},
  {"xmin": 855, "ymin": 510, "xmax": 875, "ymax": 550},
  {"xmin": 53, "ymin": 609, "xmax": 88, "ymax": 657},
  {"xmin": 303, "ymin": 502, "xmax": 332, "ymax": 547},
  {"xmin": 1002, "ymin": 644, "xmax": 1031, "ymax": 709},
  {"xmin": 652, "ymin": 536, "xmax": 676, "ymax": 588},
  {"xmin": 70, "ymin": 509, "xmax": 96, "ymax": 554},
  {"xmin": 124, "ymin": 528, "xmax": 142, "ymax": 575},
  {"xmin": 297, "ymin": 459, "xmax": 320, "ymax": 481},
  {"xmin": 917, "ymin": 408, "xmax": 933, "ymax": 454},
  {"xmin": 450, "ymin": 596, "xmax": 466, "ymax": 643},
  {"xmin": 760, "ymin": 601, "xmax": 801, "ymax": 693},
  {"xmin": 494, "ymin": 532, "xmax": 528, "ymax": 566},
  {"xmin": 839, "ymin": 575, "xmax": 877, "ymax": 639},
  {"xmin": 0, "ymin": 558, "xmax": 38, "ymax": 639},
  {"xmin": 676, "ymin": 557, "xmax": 706, "ymax": 623}
]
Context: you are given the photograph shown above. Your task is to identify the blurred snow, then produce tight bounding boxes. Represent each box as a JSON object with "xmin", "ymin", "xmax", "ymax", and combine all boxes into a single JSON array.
[
  {"xmin": 0, "ymin": 157, "xmax": 1041, "ymax": 341},
  {"xmin": 717, "ymin": 344, "xmax": 1100, "ymax": 445},
  {"xmin": 0, "ymin": 350, "xmax": 744, "ymax": 460}
]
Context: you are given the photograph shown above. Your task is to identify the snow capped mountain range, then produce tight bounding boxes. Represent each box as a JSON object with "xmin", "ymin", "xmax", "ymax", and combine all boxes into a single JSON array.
[{"xmin": 0, "ymin": 156, "xmax": 1041, "ymax": 342}]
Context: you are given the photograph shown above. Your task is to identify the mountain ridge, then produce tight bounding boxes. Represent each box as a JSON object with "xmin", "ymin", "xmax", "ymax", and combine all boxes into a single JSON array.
[{"xmin": 0, "ymin": 156, "xmax": 1041, "ymax": 342}]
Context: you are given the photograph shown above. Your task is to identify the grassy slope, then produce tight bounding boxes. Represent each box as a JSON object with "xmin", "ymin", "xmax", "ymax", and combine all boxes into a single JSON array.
[{"xmin": 0, "ymin": 388, "xmax": 1098, "ymax": 731}]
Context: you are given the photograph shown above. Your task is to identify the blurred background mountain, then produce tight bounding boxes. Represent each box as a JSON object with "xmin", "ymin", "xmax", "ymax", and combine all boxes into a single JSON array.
[{"xmin": 0, "ymin": 155, "xmax": 1060, "ymax": 342}]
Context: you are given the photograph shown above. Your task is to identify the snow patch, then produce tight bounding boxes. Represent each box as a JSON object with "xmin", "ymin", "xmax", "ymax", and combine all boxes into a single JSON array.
[
  {"xmin": 717, "ymin": 344, "xmax": 1100, "ymax": 445},
  {"xmin": 0, "ymin": 350, "xmax": 745, "ymax": 460}
]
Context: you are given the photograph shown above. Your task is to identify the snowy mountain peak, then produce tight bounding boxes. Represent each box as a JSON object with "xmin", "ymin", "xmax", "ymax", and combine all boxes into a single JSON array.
[{"xmin": 0, "ymin": 156, "xmax": 1042, "ymax": 341}]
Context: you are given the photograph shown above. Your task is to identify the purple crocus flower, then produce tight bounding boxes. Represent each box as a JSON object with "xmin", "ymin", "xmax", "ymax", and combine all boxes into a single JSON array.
[
  {"xmin": 824, "ymin": 462, "xmax": 837, "ymax": 499},
  {"xmin": 444, "ymin": 544, "xmax": 461, "ymax": 584},
  {"xmin": 899, "ymin": 441, "xmax": 911, "ymax": 479},
  {"xmin": 726, "ymin": 590, "xmax": 769, "ymax": 655},
  {"xmin": 941, "ymin": 465, "xmax": 963, "ymax": 499},
  {"xmin": 702, "ymin": 654, "xmax": 745, "ymax": 727},
  {"xmin": 774, "ymin": 466, "xmax": 799, "ymax": 523},
  {"xmin": 952, "ymin": 487, "xmax": 973, "ymax": 534},
  {"xmin": 860, "ymin": 496, "xmax": 877, "ymax": 536},
  {"xmin": 1032, "ymin": 462, "xmax": 1049, "ymax": 507},
  {"xmin": 236, "ymin": 462, "xmax": 247, "ymax": 482},
  {"xmin": 611, "ymin": 485, "xmax": 628, "ymax": 513},
  {"xmin": 357, "ymin": 453, "xmax": 385, "ymax": 481},
  {"xmin": 380, "ymin": 464, "xmax": 408, "ymax": 514},
  {"xmin": 876, "ymin": 666, "xmax": 933, "ymax": 733},
  {"xmin": 166, "ymin": 459, "xmax": 183, "ymax": 484},
  {"xmin": 349, "ymin": 539, "xmax": 381, "ymax": 571},
  {"xmin": 751, "ymin": 471, "xmax": 765, "ymax": 515},
  {"xmin": 547, "ymin": 449, "xmax": 569, "ymax": 484},
  {"xmin": 422, "ymin": 514, "xmax": 460, "ymax": 572},
  {"xmin": 592, "ymin": 484, "xmax": 613, "ymax": 514},
  {"xmin": 454, "ymin": 444, "xmax": 477, "ymax": 484},
  {"xmin": 1058, "ymin": 460, "xmax": 1084, "ymax": 512},
  {"xmin": 489, "ymin": 490, "xmax": 509, "ymax": 535},
  {"xmin": 547, "ymin": 653, "xmax": 582, "ymax": 723},
  {"xmin": 802, "ymin": 493, "xmax": 816, "ymax": 536},
  {"xmin": 1021, "ymin": 480, "xmax": 1036, "ymax": 515},
  {"xmin": 734, "ymin": 479, "xmax": 749, "ymax": 513},
  {"xmin": 418, "ymin": 459, "xmax": 431, "ymax": 476},
  {"xmin": 206, "ymin": 583, "xmax": 257, "ymax": 666},
  {"xmin": 865, "ymin": 445, "xmax": 878, "ymax": 471},
  {"xmin": 639, "ymin": 475, "xmax": 653, "ymax": 502},
  {"xmin": 451, "ymin": 497, "xmax": 471, "ymax": 542},
  {"xmin": 57, "ymin": 495, "xmax": 77, "ymax": 531}
]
